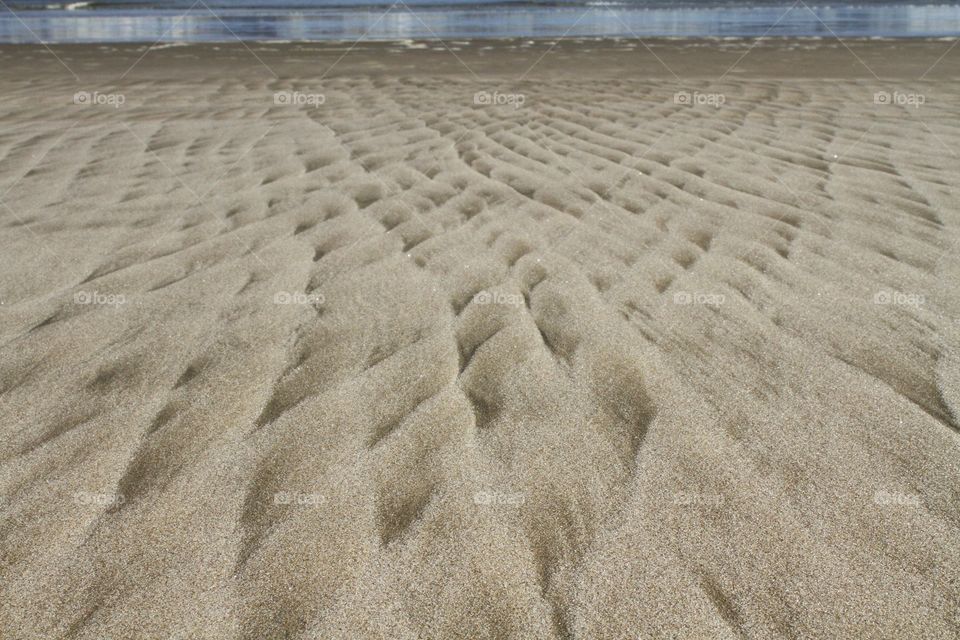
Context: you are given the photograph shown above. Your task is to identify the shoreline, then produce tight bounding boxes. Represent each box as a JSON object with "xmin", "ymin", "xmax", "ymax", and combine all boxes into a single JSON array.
[{"xmin": 2, "ymin": 38, "xmax": 959, "ymax": 79}]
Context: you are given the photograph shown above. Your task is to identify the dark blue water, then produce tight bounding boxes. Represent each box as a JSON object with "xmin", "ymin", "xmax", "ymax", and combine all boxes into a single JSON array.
[{"xmin": 1, "ymin": 0, "xmax": 959, "ymax": 41}]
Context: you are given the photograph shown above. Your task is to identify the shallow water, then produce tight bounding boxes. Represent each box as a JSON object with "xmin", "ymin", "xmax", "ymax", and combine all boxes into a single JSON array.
[{"xmin": 1, "ymin": 1, "xmax": 959, "ymax": 43}]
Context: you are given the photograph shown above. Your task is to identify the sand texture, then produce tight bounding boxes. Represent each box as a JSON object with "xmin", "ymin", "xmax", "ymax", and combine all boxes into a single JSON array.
[{"xmin": 1, "ymin": 40, "xmax": 959, "ymax": 639}]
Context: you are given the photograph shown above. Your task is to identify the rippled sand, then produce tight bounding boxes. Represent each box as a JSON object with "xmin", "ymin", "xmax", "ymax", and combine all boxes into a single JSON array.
[{"xmin": 1, "ymin": 39, "xmax": 958, "ymax": 639}]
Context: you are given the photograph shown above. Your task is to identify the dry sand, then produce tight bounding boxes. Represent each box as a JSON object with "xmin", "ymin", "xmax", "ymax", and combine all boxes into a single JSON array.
[{"xmin": 0, "ymin": 39, "xmax": 959, "ymax": 639}]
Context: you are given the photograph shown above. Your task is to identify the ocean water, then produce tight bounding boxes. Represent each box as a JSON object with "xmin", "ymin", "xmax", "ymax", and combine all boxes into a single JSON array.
[{"xmin": 1, "ymin": 0, "xmax": 959, "ymax": 42}]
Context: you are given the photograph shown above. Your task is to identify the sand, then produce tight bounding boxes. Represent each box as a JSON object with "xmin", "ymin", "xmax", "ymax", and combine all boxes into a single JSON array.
[{"xmin": 0, "ymin": 38, "xmax": 958, "ymax": 639}]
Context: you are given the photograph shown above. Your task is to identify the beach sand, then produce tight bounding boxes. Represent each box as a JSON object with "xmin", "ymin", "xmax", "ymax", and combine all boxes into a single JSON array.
[{"xmin": 0, "ymin": 39, "xmax": 959, "ymax": 638}]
